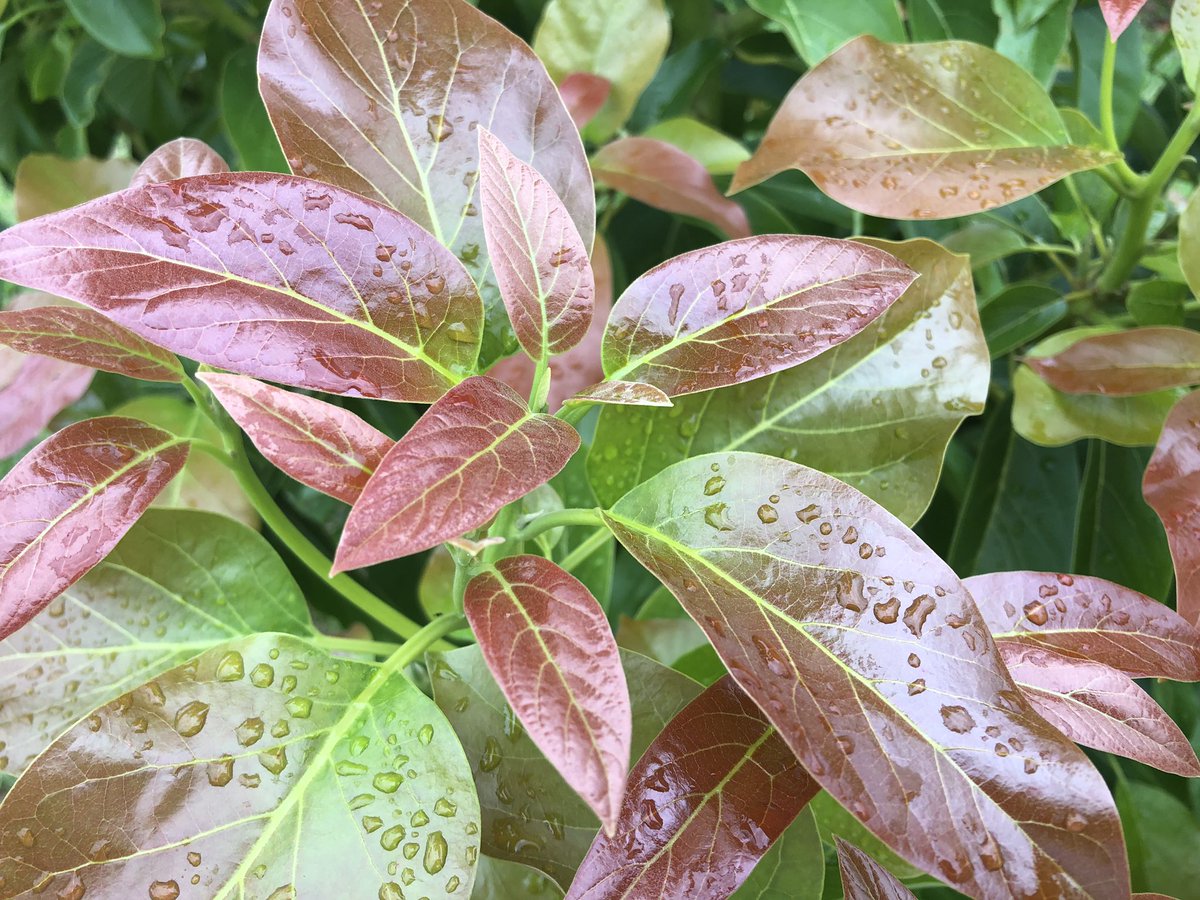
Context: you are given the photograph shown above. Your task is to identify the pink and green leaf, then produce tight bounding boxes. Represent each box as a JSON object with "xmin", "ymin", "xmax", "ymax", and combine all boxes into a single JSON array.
[
  {"xmin": 1144, "ymin": 390, "xmax": 1200, "ymax": 626},
  {"xmin": 563, "ymin": 381, "xmax": 672, "ymax": 408},
  {"xmin": 1025, "ymin": 327, "xmax": 1200, "ymax": 396},
  {"xmin": 559, "ymin": 73, "xmax": 612, "ymax": 130},
  {"xmin": 1099, "ymin": 0, "xmax": 1148, "ymax": 40}
]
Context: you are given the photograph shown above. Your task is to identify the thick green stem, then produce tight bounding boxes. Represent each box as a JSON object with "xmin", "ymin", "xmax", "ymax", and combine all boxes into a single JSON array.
[
  {"xmin": 389, "ymin": 614, "xmax": 467, "ymax": 671},
  {"xmin": 512, "ymin": 507, "xmax": 604, "ymax": 542},
  {"xmin": 559, "ymin": 526, "xmax": 613, "ymax": 573},
  {"xmin": 313, "ymin": 635, "xmax": 403, "ymax": 658},
  {"xmin": 1100, "ymin": 37, "xmax": 1120, "ymax": 153}
]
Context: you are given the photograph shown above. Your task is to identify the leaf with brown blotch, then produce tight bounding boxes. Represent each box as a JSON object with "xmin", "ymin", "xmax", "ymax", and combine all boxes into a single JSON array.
[
  {"xmin": 563, "ymin": 381, "xmax": 672, "ymax": 408},
  {"xmin": 199, "ymin": 372, "xmax": 393, "ymax": 504},
  {"xmin": 131, "ymin": 137, "xmax": 230, "ymax": 187},
  {"xmin": 604, "ymin": 451, "xmax": 1131, "ymax": 899},
  {"xmin": 478, "ymin": 128, "xmax": 595, "ymax": 361},
  {"xmin": 964, "ymin": 571, "xmax": 1200, "ymax": 680},
  {"xmin": 0, "ymin": 417, "xmax": 189, "ymax": 639},
  {"xmin": 1100, "ymin": 0, "xmax": 1148, "ymax": 39},
  {"xmin": 1144, "ymin": 390, "xmax": 1200, "ymax": 626},
  {"xmin": 560, "ymin": 73, "xmax": 612, "ymax": 130},
  {"xmin": 730, "ymin": 37, "xmax": 1118, "ymax": 219},
  {"xmin": 465, "ymin": 555, "xmax": 631, "ymax": 834},
  {"xmin": 0, "ymin": 173, "xmax": 482, "ymax": 401},
  {"xmin": 601, "ymin": 236, "xmax": 916, "ymax": 397},
  {"xmin": 836, "ymin": 837, "xmax": 918, "ymax": 900},
  {"xmin": 565, "ymin": 676, "xmax": 818, "ymax": 900},
  {"xmin": 1025, "ymin": 327, "xmax": 1200, "ymax": 397},
  {"xmin": 1001, "ymin": 644, "xmax": 1200, "ymax": 778},
  {"xmin": 335, "ymin": 376, "xmax": 579, "ymax": 570}
]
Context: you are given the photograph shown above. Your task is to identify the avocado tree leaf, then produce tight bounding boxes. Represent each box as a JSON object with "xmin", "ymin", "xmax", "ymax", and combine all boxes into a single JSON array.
[
  {"xmin": 565, "ymin": 676, "xmax": 818, "ymax": 900},
  {"xmin": 472, "ymin": 855, "xmax": 565, "ymax": 899},
  {"xmin": 589, "ymin": 238, "xmax": 988, "ymax": 525},
  {"xmin": 836, "ymin": 837, "xmax": 917, "ymax": 900},
  {"xmin": 0, "ymin": 417, "xmax": 189, "ymax": 640},
  {"xmin": 979, "ymin": 283, "xmax": 1067, "ymax": 358},
  {"xmin": 13, "ymin": 153, "xmax": 137, "ymax": 222},
  {"xmin": 564, "ymin": 381, "xmax": 672, "ymax": 408},
  {"xmin": 1144, "ymin": 390, "xmax": 1200, "ymax": 626},
  {"xmin": 1026, "ymin": 328, "xmax": 1200, "ymax": 396},
  {"xmin": 603, "ymin": 451, "xmax": 1131, "ymax": 899},
  {"xmin": 745, "ymin": 0, "xmax": 906, "ymax": 65},
  {"xmin": 642, "ymin": 118, "xmax": 751, "ymax": 176},
  {"xmin": 0, "ymin": 508, "xmax": 315, "ymax": 776},
  {"xmin": 559, "ymin": 73, "xmax": 612, "ymax": 130},
  {"xmin": 1099, "ymin": 0, "xmax": 1148, "ymax": 39},
  {"xmin": 1175, "ymin": 0, "xmax": 1200, "ymax": 89},
  {"xmin": 601, "ymin": 236, "xmax": 916, "ymax": 397},
  {"xmin": 131, "ymin": 137, "xmax": 230, "ymax": 187},
  {"xmin": 465, "ymin": 555, "xmax": 631, "ymax": 834},
  {"xmin": 335, "ymin": 376, "xmax": 579, "ymax": 570},
  {"xmin": 731, "ymin": 37, "xmax": 1118, "ymax": 219},
  {"xmin": 200, "ymin": 372, "xmax": 392, "ymax": 504},
  {"xmin": 731, "ymin": 806, "xmax": 824, "ymax": 900},
  {"xmin": 63, "ymin": 0, "xmax": 164, "ymax": 58},
  {"xmin": 0, "ymin": 634, "xmax": 481, "ymax": 898},
  {"xmin": 0, "ymin": 173, "xmax": 482, "ymax": 402},
  {"xmin": 479, "ymin": 128, "xmax": 594, "ymax": 361}
]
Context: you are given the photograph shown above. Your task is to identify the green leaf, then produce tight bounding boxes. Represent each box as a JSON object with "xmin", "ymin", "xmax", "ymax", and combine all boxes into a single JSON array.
[
  {"xmin": 993, "ymin": 0, "xmax": 1072, "ymax": 87},
  {"xmin": 1179, "ymin": 184, "xmax": 1200, "ymax": 297},
  {"xmin": 809, "ymin": 792, "xmax": 922, "ymax": 882},
  {"xmin": 746, "ymin": 0, "xmax": 905, "ymax": 66},
  {"xmin": 942, "ymin": 222, "xmax": 1028, "ymax": 268},
  {"xmin": 1074, "ymin": 7, "xmax": 1145, "ymax": 147},
  {"xmin": 980, "ymin": 282, "xmax": 1067, "ymax": 357},
  {"xmin": 64, "ymin": 0, "xmax": 164, "ymax": 59},
  {"xmin": 733, "ymin": 807, "xmax": 825, "ymax": 900},
  {"xmin": 472, "ymin": 855, "xmax": 564, "ymax": 898},
  {"xmin": 908, "ymin": 0, "xmax": 999, "ymax": 43},
  {"xmin": 641, "ymin": 117, "xmax": 751, "ymax": 175},
  {"xmin": 1173, "ymin": 0, "xmax": 1200, "ymax": 89},
  {"xmin": 1127, "ymin": 281, "xmax": 1188, "ymax": 327},
  {"xmin": 1116, "ymin": 781, "xmax": 1200, "ymax": 896},
  {"xmin": 25, "ymin": 29, "xmax": 74, "ymax": 103},
  {"xmin": 220, "ymin": 47, "xmax": 288, "ymax": 174}
]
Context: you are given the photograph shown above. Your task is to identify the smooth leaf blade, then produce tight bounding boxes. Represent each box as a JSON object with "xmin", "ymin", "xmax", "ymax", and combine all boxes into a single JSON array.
[
  {"xmin": 564, "ymin": 381, "xmax": 672, "ymax": 408},
  {"xmin": 336, "ymin": 376, "xmax": 579, "ymax": 569},
  {"xmin": 1026, "ymin": 327, "xmax": 1200, "ymax": 396},
  {"xmin": 601, "ymin": 236, "xmax": 916, "ymax": 397},
  {"xmin": 603, "ymin": 451, "xmax": 1130, "ymax": 899},
  {"xmin": 0, "ymin": 173, "xmax": 483, "ymax": 401},
  {"xmin": 13, "ymin": 154, "xmax": 137, "ymax": 223},
  {"xmin": 1144, "ymin": 390, "xmax": 1200, "ymax": 625},
  {"xmin": 131, "ymin": 137, "xmax": 230, "ymax": 187},
  {"xmin": 746, "ymin": 0, "xmax": 906, "ymax": 65},
  {"xmin": 1100, "ymin": 0, "xmax": 1148, "ymax": 39},
  {"xmin": 836, "ymin": 837, "xmax": 918, "ymax": 900},
  {"xmin": 559, "ymin": 73, "xmax": 612, "ymax": 130},
  {"xmin": 465, "ymin": 555, "xmax": 631, "ymax": 834}
]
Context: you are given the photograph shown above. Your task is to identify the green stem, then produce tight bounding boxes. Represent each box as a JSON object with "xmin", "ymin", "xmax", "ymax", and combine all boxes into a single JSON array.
[
  {"xmin": 528, "ymin": 353, "xmax": 551, "ymax": 412},
  {"xmin": 1100, "ymin": 37, "xmax": 1120, "ymax": 153},
  {"xmin": 512, "ymin": 507, "xmax": 603, "ymax": 542},
  {"xmin": 313, "ymin": 636, "xmax": 403, "ymax": 658},
  {"xmin": 482, "ymin": 502, "xmax": 521, "ymax": 565},
  {"xmin": 559, "ymin": 526, "xmax": 613, "ymax": 573},
  {"xmin": 555, "ymin": 402, "xmax": 592, "ymax": 427},
  {"xmin": 389, "ymin": 614, "xmax": 467, "ymax": 671}
]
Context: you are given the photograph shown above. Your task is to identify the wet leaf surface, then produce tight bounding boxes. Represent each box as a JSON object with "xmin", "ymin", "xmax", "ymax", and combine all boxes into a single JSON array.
[
  {"xmin": 1027, "ymin": 327, "xmax": 1200, "ymax": 396},
  {"xmin": 836, "ymin": 837, "xmax": 917, "ymax": 900},
  {"xmin": 563, "ymin": 381, "xmax": 672, "ymax": 409},
  {"xmin": 131, "ymin": 137, "xmax": 230, "ymax": 187},
  {"xmin": 1144, "ymin": 390, "xmax": 1200, "ymax": 626}
]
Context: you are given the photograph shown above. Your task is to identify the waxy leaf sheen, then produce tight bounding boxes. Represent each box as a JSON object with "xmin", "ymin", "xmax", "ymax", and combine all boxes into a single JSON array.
[
  {"xmin": 464, "ymin": 555, "xmax": 631, "ymax": 834},
  {"xmin": 336, "ymin": 376, "xmax": 579, "ymax": 569},
  {"xmin": 131, "ymin": 137, "xmax": 230, "ymax": 187},
  {"xmin": 1099, "ymin": 0, "xmax": 1148, "ymax": 39},
  {"xmin": 1144, "ymin": 390, "xmax": 1200, "ymax": 626},
  {"xmin": 603, "ymin": 451, "xmax": 1130, "ymax": 899},
  {"xmin": 836, "ymin": 837, "xmax": 918, "ymax": 900},
  {"xmin": 0, "ymin": 173, "xmax": 482, "ymax": 401},
  {"xmin": 1026, "ymin": 327, "xmax": 1200, "ymax": 396}
]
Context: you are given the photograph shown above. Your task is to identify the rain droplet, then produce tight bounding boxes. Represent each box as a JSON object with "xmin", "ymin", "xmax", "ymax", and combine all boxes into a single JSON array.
[
  {"xmin": 174, "ymin": 701, "xmax": 210, "ymax": 737},
  {"xmin": 216, "ymin": 652, "xmax": 245, "ymax": 682},
  {"xmin": 149, "ymin": 881, "xmax": 180, "ymax": 900},
  {"xmin": 418, "ymin": 724, "xmax": 435, "ymax": 745},
  {"xmin": 908, "ymin": 679, "xmax": 926, "ymax": 695},
  {"xmin": 207, "ymin": 757, "xmax": 234, "ymax": 787},
  {"xmin": 1023, "ymin": 601, "xmax": 1049, "ymax": 626},
  {"xmin": 1065, "ymin": 812, "xmax": 1087, "ymax": 832},
  {"xmin": 796, "ymin": 504, "xmax": 820, "ymax": 524},
  {"xmin": 427, "ymin": 116, "xmax": 454, "ymax": 142},
  {"xmin": 480, "ymin": 736, "xmax": 502, "ymax": 771},
  {"xmin": 373, "ymin": 772, "xmax": 404, "ymax": 793},
  {"xmin": 757, "ymin": 504, "xmax": 778, "ymax": 524},
  {"xmin": 703, "ymin": 475, "xmax": 725, "ymax": 496},
  {"xmin": 250, "ymin": 663, "xmax": 275, "ymax": 688},
  {"xmin": 940, "ymin": 705, "xmax": 976, "ymax": 734},
  {"xmin": 236, "ymin": 717, "xmax": 265, "ymax": 747},
  {"xmin": 285, "ymin": 697, "xmax": 312, "ymax": 719},
  {"xmin": 873, "ymin": 597, "xmax": 899, "ymax": 624},
  {"xmin": 902, "ymin": 594, "xmax": 937, "ymax": 637},
  {"xmin": 259, "ymin": 747, "xmax": 288, "ymax": 775},
  {"xmin": 704, "ymin": 502, "xmax": 734, "ymax": 532},
  {"xmin": 423, "ymin": 831, "xmax": 448, "ymax": 875}
]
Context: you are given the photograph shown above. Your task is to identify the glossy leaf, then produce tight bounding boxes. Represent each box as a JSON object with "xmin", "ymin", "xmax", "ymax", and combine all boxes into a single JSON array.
[
  {"xmin": 1027, "ymin": 328, "xmax": 1200, "ymax": 396},
  {"xmin": 601, "ymin": 236, "xmax": 916, "ymax": 397},
  {"xmin": 980, "ymin": 283, "xmax": 1067, "ymax": 358},
  {"xmin": 731, "ymin": 37, "xmax": 1117, "ymax": 218},
  {"xmin": 0, "ymin": 173, "xmax": 481, "ymax": 401},
  {"xmin": 13, "ymin": 153, "xmax": 136, "ymax": 222},
  {"xmin": 63, "ymin": 0, "xmax": 163, "ymax": 58},
  {"xmin": 0, "ymin": 508, "xmax": 314, "ymax": 776},
  {"xmin": 479, "ymin": 128, "xmax": 594, "ymax": 361},
  {"xmin": 604, "ymin": 451, "xmax": 1131, "ymax": 899},
  {"xmin": 472, "ymin": 855, "xmax": 565, "ymax": 899},
  {"xmin": 1100, "ymin": 0, "xmax": 1148, "ymax": 39},
  {"xmin": 559, "ymin": 73, "xmax": 612, "ymax": 130},
  {"xmin": 563, "ymin": 380, "xmax": 672, "ymax": 408},
  {"xmin": 1001, "ymin": 644, "xmax": 1200, "ymax": 777},
  {"xmin": 731, "ymin": 806, "xmax": 824, "ymax": 900},
  {"xmin": 566, "ymin": 676, "xmax": 818, "ymax": 899},
  {"xmin": 749, "ymin": 0, "xmax": 906, "ymax": 66},
  {"xmin": 809, "ymin": 792, "xmax": 922, "ymax": 882},
  {"xmin": 0, "ymin": 634, "xmax": 481, "ymax": 898},
  {"xmin": 589, "ymin": 238, "xmax": 987, "ymax": 525},
  {"xmin": 0, "ymin": 417, "xmax": 188, "ymax": 639},
  {"xmin": 130, "ymin": 137, "xmax": 229, "ymax": 187},
  {"xmin": 591, "ymin": 137, "xmax": 751, "ymax": 239},
  {"xmin": 642, "ymin": 117, "xmax": 751, "ymax": 176},
  {"xmin": 336, "ymin": 376, "xmax": 579, "ymax": 570},
  {"xmin": 836, "ymin": 837, "xmax": 918, "ymax": 900},
  {"xmin": 220, "ymin": 46, "xmax": 289, "ymax": 173},
  {"xmin": 1144, "ymin": 390, "xmax": 1200, "ymax": 625},
  {"xmin": 465, "ymin": 555, "xmax": 630, "ymax": 834},
  {"xmin": 200, "ymin": 372, "xmax": 392, "ymax": 504}
]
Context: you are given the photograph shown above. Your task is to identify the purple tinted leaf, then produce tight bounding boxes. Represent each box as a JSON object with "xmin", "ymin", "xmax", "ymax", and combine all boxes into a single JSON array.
[
  {"xmin": 836, "ymin": 838, "xmax": 918, "ymax": 900},
  {"xmin": 131, "ymin": 138, "xmax": 230, "ymax": 187},
  {"xmin": 1144, "ymin": 390, "xmax": 1200, "ymax": 626},
  {"xmin": 559, "ymin": 73, "xmax": 612, "ymax": 130}
]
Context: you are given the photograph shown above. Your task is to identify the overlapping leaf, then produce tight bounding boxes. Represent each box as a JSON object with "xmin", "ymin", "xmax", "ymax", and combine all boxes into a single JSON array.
[
  {"xmin": 732, "ymin": 807, "xmax": 825, "ymax": 899},
  {"xmin": 13, "ymin": 153, "xmax": 137, "ymax": 222},
  {"xmin": 563, "ymin": 381, "xmax": 672, "ymax": 408},
  {"xmin": 559, "ymin": 73, "xmax": 612, "ymax": 129},
  {"xmin": 131, "ymin": 137, "xmax": 230, "ymax": 187},
  {"xmin": 335, "ymin": 376, "xmax": 579, "ymax": 570},
  {"xmin": 603, "ymin": 451, "xmax": 1131, "ymax": 899},
  {"xmin": 0, "ymin": 634, "xmax": 480, "ymax": 898},
  {"xmin": 836, "ymin": 838, "xmax": 917, "ymax": 900},
  {"xmin": 1144, "ymin": 390, "xmax": 1200, "ymax": 626},
  {"xmin": 473, "ymin": 855, "xmax": 565, "ymax": 898},
  {"xmin": 746, "ymin": 0, "xmax": 905, "ymax": 65},
  {"xmin": 730, "ymin": 37, "xmax": 1117, "ymax": 218},
  {"xmin": 1026, "ymin": 327, "xmax": 1200, "ymax": 396},
  {"xmin": 642, "ymin": 118, "xmax": 751, "ymax": 176},
  {"xmin": 0, "ymin": 173, "xmax": 482, "ymax": 401},
  {"xmin": 1176, "ymin": 0, "xmax": 1200, "ymax": 91},
  {"xmin": 0, "ymin": 416, "xmax": 188, "ymax": 640}
]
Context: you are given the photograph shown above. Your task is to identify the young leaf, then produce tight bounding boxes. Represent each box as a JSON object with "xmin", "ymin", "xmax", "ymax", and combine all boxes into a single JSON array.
[
  {"xmin": 200, "ymin": 372, "xmax": 392, "ymax": 504},
  {"xmin": 1099, "ymin": 0, "xmax": 1148, "ymax": 39},
  {"xmin": 0, "ymin": 634, "xmax": 481, "ymax": 898},
  {"xmin": 964, "ymin": 571, "xmax": 1200, "ymax": 680},
  {"xmin": 335, "ymin": 376, "xmax": 579, "ymax": 570},
  {"xmin": 565, "ymin": 676, "xmax": 818, "ymax": 899},
  {"xmin": 0, "ymin": 417, "xmax": 188, "ymax": 639},
  {"xmin": 563, "ymin": 381, "xmax": 672, "ymax": 408},
  {"xmin": 1176, "ymin": 0, "xmax": 1200, "ymax": 91},
  {"xmin": 1001, "ymin": 644, "xmax": 1200, "ymax": 777},
  {"xmin": 0, "ymin": 173, "xmax": 482, "ymax": 401},
  {"xmin": 642, "ymin": 117, "xmax": 752, "ymax": 176},
  {"xmin": 1026, "ymin": 327, "xmax": 1200, "ymax": 396},
  {"xmin": 130, "ymin": 136, "xmax": 230, "ymax": 187},
  {"xmin": 730, "ymin": 37, "xmax": 1118, "ymax": 218},
  {"xmin": 13, "ymin": 153, "xmax": 137, "ymax": 222},
  {"xmin": 1144, "ymin": 390, "xmax": 1200, "ymax": 625},
  {"xmin": 603, "ymin": 451, "xmax": 1130, "ymax": 899},
  {"xmin": 835, "ymin": 837, "xmax": 918, "ymax": 900},
  {"xmin": 559, "ymin": 73, "xmax": 612, "ymax": 129},
  {"xmin": 478, "ymin": 128, "xmax": 595, "ymax": 361},
  {"xmin": 746, "ymin": 0, "xmax": 905, "ymax": 66},
  {"xmin": 591, "ymin": 137, "xmax": 752, "ymax": 239},
  {"xmin": 464, "ymin": 555, "xmax": 631, "ymax": 834},
  {"xmin": 601, "ymin": 236, "xmax": 916, "ymax": 396},
  {"xmin": 0, "ymin": 508, "xmax": 315, "ymax": 776}
]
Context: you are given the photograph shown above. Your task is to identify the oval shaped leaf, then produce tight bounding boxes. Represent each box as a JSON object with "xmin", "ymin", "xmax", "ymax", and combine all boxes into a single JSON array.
[
  {"xmin": 566, "ymin": 676, "xmax": 818, "ymax": 900},
  {"xmin": 479, "ymin": 128, "xmax": 594, "ymax": 360},
  {"xmin": 746, "ymin": 0, "xmax": 905, "ymax": 66},
  {"xmin": 559, "ymin": 73, "xmax": 612, "ymax": 130},
  {"xmin": 564, "ymin": 380, "xmax": 672, "ymax": 408},
  {"xmin": 1026, "ymin": 327, "xmax": 1200, "ymax": 396},
  {"xmin": 836, "ymin": 837, "xmax": 917, "ymax": 900},
  {"xmin": 131, "ymin": 137, "xmax": 230, "ymax": 187},
  {"xmin": 465, "ymin": 555, "xmax": 631, "ymax": 834},
  {"xmin": 1100, "ymin": 0, "xmax": 1148, "ymax": 39},
  {"xmin": 980, "ymin": 283, "xmax": 1068, "ymax": 359},
  {"xmin": 0, "ymin": 416, "xmax": 188, "ymax": 639},
  {"xmin": 0, "ymin": 173, "xmax": 482, "ymax": 401},
  {"xmin": 731, "ymin": 36, "xmax": 1117, "ymax": 218},
  {"xmin": 0, "ymin": 345, "xmax": 94, "ymax": 458},
  {"xmin": 601, "ymin": 236, "xmax": 916, "ymax": 397},
  {"xmin": 603, "ymin": 451, "xmax": 1130, "ymax": 899},
  {"xmin": 1145, "ymin": 390, "xmax": 1200, "ymax": 626},
  {"xmin": 336, "ymin": 376, "xmax": 579, "ymax": 569},
  {"xmin": 0, "ymin": 634, "xmax": 480, "ymax": 897},
  {"xmin": 732, "ymin": 806, "xmax": 825, "ymax": 900},
  {"xmin": 63, "ymin": 0, "xmax": 164, "ymax": 58},
  {"xmin": 200, "ymin": 372, "xmax": 392, "ymax": 504}
]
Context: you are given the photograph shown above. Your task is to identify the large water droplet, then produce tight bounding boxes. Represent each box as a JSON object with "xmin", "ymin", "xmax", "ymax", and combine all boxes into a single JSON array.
[
  {"xmin": 423, "ymin": 831, "xmax": 448, "ymax": 875},
  {"xmin": 940, "ymin": 705, "xmax": 976, "ymax": 734},
  {"xmin": 215, "ymin": 652, "xmax": 244, "ymax": 682},
  {"xmin": 174, "ymin": 701, "xmax": 210, "ymax": 737}
]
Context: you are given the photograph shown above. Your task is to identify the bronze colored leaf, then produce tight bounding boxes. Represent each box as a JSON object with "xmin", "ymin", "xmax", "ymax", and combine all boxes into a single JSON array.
[
  {"xmin": 836, "ymin": 837, "xmax": 917, "ymax": 900},
  {"xmin": 1144, "ymin": 390, "xmax": 1200, "ymax": 625},
  {"xmin": 1026, "ymin": 328, "xmax": 1200, "ymax": 397}
]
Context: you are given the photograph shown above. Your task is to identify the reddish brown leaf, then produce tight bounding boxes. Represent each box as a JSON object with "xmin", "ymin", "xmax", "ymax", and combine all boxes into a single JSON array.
[
  {"xmin": 560, "ymin": 73, "xmax": 612, "ymax": 129},
  {"xmin": 1100, "ymin": 0, "xmax": 1148, "ymax": 39},
  {"xmin": 0, "ymin": 173, "xmax": 481, "ymax": 401},
  {"xmin": 836, "ymin": 838, "xmax": 917, "ymax": 900},
  {"xmin": 565, "ymin": 676, "xmax": 818, "ymax": 899},
  {"xmin": 335, "ymin": 376, "xmax": 579, "ymax": 570},
  {"xmin": 1025, "ymin": 327, "xmax": 1200, "ymax": 396},
  {"xmin": 465, "ymin": 555, "xmax": 631, "ymax": 833},
  {"xmin": 1145, "ymin": 390, "xmax": 1200, "ymax": 626},
  {"xmin": 479, "ymin": 128, "xmax": 594, "ymax": 361},
  {"xmin": 563, "ymin": 381, "xmax": 673, "ymax": 408},
  {"xmin": 601, "ymin": 237, "xmax": 916, "ymax": 397},
  {"xmin": 199, "ymin": 372, "xmax": 392, "ymax": 504},
  {"xmin": 592, "ymin": 137, "xmax": 751, "ymax": 239},
  {"xmin": 0, "ymin": 417, "xmax": 189, "ymax": 638},
  {"xmin": 1001, "ymin": 644, "xmax": 1200, "ymax": 778},
  {"xmin": 131, "ymin": 137, "xmax": 230, "ymax": 187},
  {"xmin": 965, "ymin": 571, "xmax": 1200, "ymax": 680}
]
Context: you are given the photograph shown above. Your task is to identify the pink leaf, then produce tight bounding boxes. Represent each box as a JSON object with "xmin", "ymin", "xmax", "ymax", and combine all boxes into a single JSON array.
[
  {"xmin": 1100, "ymin": 0, "xmax": 1148, "ymax": 40},
  {"xmin": 1144, "ymin": 390, "xmax": 1200, "ymax": 626},
  {"xmin": 1025, "ymin": 327, "xmax": 1200, "ymax": 396},
  {"xmin": 560, "ymin": 73, "xmax": 612, "ymax": 129},
  {"xmin": 563, "ymin": 381, "xmax": 673, "ymax": 408},
  {"xmin": 132, "ymin": 138, "xmax": 230, "ymax": 187}
]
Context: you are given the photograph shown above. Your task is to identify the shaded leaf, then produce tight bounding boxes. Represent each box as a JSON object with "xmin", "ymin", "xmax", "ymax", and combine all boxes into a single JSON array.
[
  {"xmin": 1027, "ymin": 327, "xmax": 1200, "ymax": 396},
  {"xmin": 472, "ymin": 855, "xmax": 565, "ymax": 899},
  {"xmin": 1100, "ymin": 0, "xmax": 1148, "ymax": 39},
  {"xmin": 995, "ymin": 0, "xmax": 1073, "ymax": 88},
  {"xmin": 220, "ymin": 47, "xmax": 289, "ymax": 173},
  {"xmin": 63, "ymin": 0, "xmax": 164, "ymax": 58},
  {"xmin": 979, "ymin": 282, "xmax": 1067, "ymax": 358},
  {"xmin": 732, "ymin": 807, "xmax": 824, "ymax": 900},
  {"xmin": 559, "ymin": 73, "xmax": 612, "ymax": 130},
  {"xmin": 130, "ymin": 137, "xmax": 230, "ymax": 187},
  {"xmin": 746, "ymin": 0, "xmax": 905, "ymax": 66},
  {"xmin": 336, "ymin": 376, "xmax": 579, "ymax": 569},
  {"xmin": 615, "ymin": 614, "xmax": 708, "ymax": 668},
  {"xmin": 942, "ymin": 222, "xmax": 1028, "ymax": 268},
  {"xmin": 836, "ymin": 837, "xmax": 917, "ymax": 900},
  {"xmin": 1127, "ymin": 282, "xmax": 1188, "ymax": 328},
  {"xmin": 1116, "ymin": 781, "xmax": 1200, "ymax": 898},
  {"xmin": 1175, "ymin": 0, "xmax": 1200, "ymax": 89},
  {"xmin": 13, "ymin": 153, "xmax": 136, "ymax": 222},
  {"xmin": 809, "ymin": 792, "xmax": 922, "ymax": 882},
  {"xmin": 642, "ymin": 117, "xmax": 751, "ymax": 176},
  {"xmin": 1144, "ymin": 390, "xmax": 1200, "ymax": 625},
  {"xmin": 563, "ymin": 381, "xmax": 672, "ymax": 408}
]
